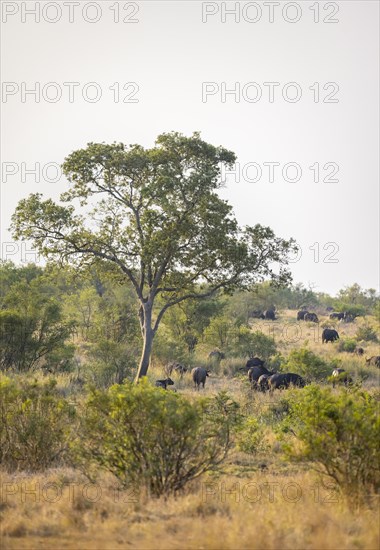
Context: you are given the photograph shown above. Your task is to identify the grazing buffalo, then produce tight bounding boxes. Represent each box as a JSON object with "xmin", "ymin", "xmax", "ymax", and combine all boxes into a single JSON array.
[
  {"xmin": 304, "ymin": 312, "xmax": 319, "ymax": 323},
  {"xmin": 208, "ymin": 350, "xmax": 225, "ymax": 361},
  {"xmin": 354, "ymin": 347, "xmax": 364, "ymax": 356},
  {"xmin": 257, "ymin": 374, "xmax": 270, "ymax": 392},
  {"xmin": 331, "ymin": 368, "xmax": 353, "ymax": 387},
  {"xmin": 192, "ymin": 367, "xmax": 210, "ymax": 389},
  {"xmin": 249, "ymin": 365, "xmax": 275, "ymax": 389},
  {"xmin": 246, "ymin": 357, "xmax": 265, "ymax": 369},
  {"xmin": 330, "ymin": 312, "xmax": 344, "ymax": 320},
  {"xmin": 342, "ymin": 313, "xmax": 355, "ymax": 323},
  {"xmin": 155, "ymin": 378, "xmax": 175, "ymax": 390},
  {"xmin": 164, "ymin": 362, "xmax": 186, "ymax": 376},
  {"xmin": 297, "ymin": 310, "xmax": 308, "ymax": 321},
  {"xmin": 365, "ymin": 356, "xmax": 380, "ymax": 368},
  {"xmin": 249, "ymin": 310, "xmax": 265, "ymax": 319},
  {"xmin": 264, "ymin": 309, "xmax": 276, "ymax": 320},
  {"xmin": 322, "ymin": 328, "xmax": 339, "ymax": 343},
  {"xmin": 268, "ymin": 373, "xmax": 305, "ymax": 390}
]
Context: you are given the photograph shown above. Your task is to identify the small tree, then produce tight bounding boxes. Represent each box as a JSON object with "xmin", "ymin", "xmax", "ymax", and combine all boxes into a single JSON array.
[
  {"xmin": 11, "ymin": 133, "xmax": 296, "ymax": 380},
  {"xmin": 235, "ymin": 328, "xmax": 277, "ymax": 361},
  {"xmin": 0, "ymin": 376, "xmax": 75, "ymax": 471},
  {"xmin": 283, "ymin": 386, "xmax": 380, "ymax": 506},
  {"xmin": 73, "ymin": 381, "xmax": 240, "ymax": 497},
  {"xmin": 283, "ymin": 347, "xmax": 332, "ymax": 381}
]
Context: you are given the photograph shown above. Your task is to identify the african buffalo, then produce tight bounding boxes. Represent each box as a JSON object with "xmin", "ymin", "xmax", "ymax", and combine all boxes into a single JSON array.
[
  {"xmin": 248, "ymin": 365, "xmax": 275, "ymax": 389},
  {"xmin": 342, "ymin": 313, "xmax": 355, "ymax": 323},
  {"xmin": 365, "ymin": 356, "xmax": 380, "ymax": 368},
  {"xmin": 164, "ymin": 362, "xmax": 186, "ymax": 376},
  {"xmin": 330, "ymin": 312, "xmax": 344, "ymax": 320},
  {"xmin": 155, "ymin": 378, "xmax": 175, "ymax": 390},
  {"xmin": 297, "ymin": 310, "xmax": 308, "ymax": 321},
  {"xmin": 322, "ymin": 328, "xmax": 339, "ymax": 343},
  {"xmin": 304, "ymin": 312, "xmax": 319, "ymax": 323},
  {"xmin": 208, "ymin": 350, "xmax": 225, "ymax": 361},
  {"xmin": 268, "ymin": 373, "xmax": 305, "ymax": 390},
  {"xmin": 257, "ymin": 374, "xmax": 270, "ymax": 392},
  {"xmin": 354, "ymin": 347, "xmax": 364, "ymax": 356},
  {"xmin": 249, "ymin": 310, "xmax": 265, "ymax": 319},
  {"xmin": 192, "ymin": 367, "xmax": 210, "ymax": 389},
  {"xmin": 331, "ymin": 368, "xmax": 353, "ymax": 387},
  {"xmin": 246, "ymin": 357, "xmax": 265, "ymax": 369},
  {"xmin": 264, "ymin": 309, "xmax": 276, "ymax": 320}
]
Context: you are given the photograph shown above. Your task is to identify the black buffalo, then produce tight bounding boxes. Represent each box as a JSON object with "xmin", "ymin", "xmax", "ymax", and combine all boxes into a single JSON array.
[
  {"xmin": 257, "ymin": 374, "xmax": 270, "ymax": 392},
  {"xmin": 330, "ymin": 312, "xmax": 344, "ymax": 320},
  {"xmin": 365, "ymin": 356, "xmax": 380, "ymax": 368},
  {"xmin": 155, "ymin": 378, "xmax": 174, "ymax": 390},
  {"xmin": 248, "ymin": 365, "xmax": 275, "ymax": 389},
  {"xmin": 245, "ymin": 357, "xmax": 265, "ymax": 369},
  {"xmin": 192, "ymin": 367, "xmax": 210, "ymax": 389},
  {"xmin": 297, "ymin": 310, "xmax": 308, "ymax": 321},
  {"xmin": 304, "ymin": 312, "xmax": 319, "ymax": 323},
  {"xmin": 268, "ymin": 373, "xmax": 305, "ymax": 390},
  {"xmin": 249, "ymin": 310, "xmax": 265, "ymax": 319},
  {"xmin": 322, "ymin": 328, "xmax": 339, "ymax": 343},
  {"xmin": 264, "ymin": 309, "xmax": 276, "ymax": 320}
]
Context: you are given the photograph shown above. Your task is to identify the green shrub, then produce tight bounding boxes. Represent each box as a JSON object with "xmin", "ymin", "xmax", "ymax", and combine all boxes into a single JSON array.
[
  {"xmin": 283, "ymin": 347, "xmax": 332, "ymax": 381},
  {"xmin": 356, "ymin": 324, "xmax": 378, "ymax": 343},
  {"xmin": 283, "ymin": 385, "xmax": 380, "ymax": 505},
  {"xmin": 0, "ymin": 376, "xmax": 75, "ymax": 471},
  {"xmin": 86, "ymin": 339, "xmax": 136, "ymax": 387},
  {"xmin": 236, "ymin": 417, "xmax": 268, "ymax": 454},
  {"xmin": 337, "ymin": 338, "xmax": 357, "ymax": 353},
  {"xmin": 234, "ymin": 328, "xmax": 277, "ymax": 361},
  {"xmin": 73, "ymin": 381, "xmax": 240, "ymax": 497}
]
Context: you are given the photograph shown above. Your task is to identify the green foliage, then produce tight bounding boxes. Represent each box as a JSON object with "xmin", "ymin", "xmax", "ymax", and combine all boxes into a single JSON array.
[
  {"xmin": 203, "ymin": 316, "xmax": 238, "ymax": 352},
  {"xmin": 0, "ymin": 376, "xmax": 75, "ymax": 471},
  {"xmin": 86, "ymin": 339, "xmax": 137, "ymax": 387},
  {"xmin": 283, "ymin": 347, "xmax": 332, "ymax": 381},
  {"xmin": 337, "ymin": 338, "xmax": 357, "ymax": 353},
  {"xmin": 356, "ymin": 323, "xmax": 378, "ymax": 343},
  {"xmin": 0, "ymin": 288, "xmax": 75, "ymax": 373},
  {"xmin": 283, "ymin": 385, "xmax": 380, "ymax": 505},
  {"xmin": 236, "ymin": 417, "xmax": 268, "ymax": 455},
  {"xmin": 235, "ymin": 328, "xmax": 277, "ymax": 361},
  {"xmin": 73, "ymin": 381, "xmax": 240, "ymax": 497}
]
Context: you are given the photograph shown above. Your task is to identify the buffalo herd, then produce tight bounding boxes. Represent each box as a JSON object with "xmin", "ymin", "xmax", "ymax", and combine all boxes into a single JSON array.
[{"xmin": 155, "ymin": 307, "xmax": 377, "ymax": 392}]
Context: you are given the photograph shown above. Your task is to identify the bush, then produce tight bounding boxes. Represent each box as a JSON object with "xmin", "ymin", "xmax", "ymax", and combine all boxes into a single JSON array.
[
  {"xmin": 236, "ymin": 417, "xmax": 268, "ymax": 454},
  {"xmin": 234, "ymin": 328, "xmax": 277, "ymax": 361},
  {"xmin": 283, "ymin": 385, "xmax": 380, "ymax": 505},
  {"xmin": 356, "ymin": 324, "xmax": 378, "ymax": 343},
  {"xmin": 337, "ymin": 338, "xmax": 357, "ymax": 353},
  {"xmin": 86, "ymin": 339, "xmax": 136, "ymax": 387},
  {"xmin": 0, "ymin": 376, "xmax": 75, "ymax": 471},
  {"xmin": 283, "ymin": 347, "xmax": 332, "ymax": 381},
  {"xmin": 73, "ymin": 381, "xmax": 240, "ymax": 497}
]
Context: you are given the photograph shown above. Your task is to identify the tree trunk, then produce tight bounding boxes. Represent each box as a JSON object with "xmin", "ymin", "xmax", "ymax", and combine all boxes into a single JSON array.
[{"xmin": 135, "ymin": 302, "xmax": 154, "ymax": 382}]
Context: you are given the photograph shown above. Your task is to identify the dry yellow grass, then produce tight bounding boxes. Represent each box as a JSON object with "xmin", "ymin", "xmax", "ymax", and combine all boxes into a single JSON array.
[{"xmin": 1, "ymin": 468, "xmax": 379, "ymax": 550}]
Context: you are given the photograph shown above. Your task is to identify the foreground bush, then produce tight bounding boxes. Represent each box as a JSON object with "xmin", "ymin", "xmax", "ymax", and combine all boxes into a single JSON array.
[
  {"xmin": 73, "ymin": 380, "xmax": 240, "ymax": 497},
  {"xmin": 0, "ymin": 376, "xmax": 75, "ymax": 471},
  {"xmin": 283, "ymin": 385, "xmax": 380, "ymax": 505}
]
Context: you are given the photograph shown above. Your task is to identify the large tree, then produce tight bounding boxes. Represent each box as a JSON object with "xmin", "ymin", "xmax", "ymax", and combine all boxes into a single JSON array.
[{"xmin": 11, "ymin": 132, "xmax": 296, "ymax": 380}]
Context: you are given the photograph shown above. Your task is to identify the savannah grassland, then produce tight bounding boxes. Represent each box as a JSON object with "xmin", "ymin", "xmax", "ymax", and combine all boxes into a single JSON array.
[{"xmin": 1, "ymin": 310, "xmax": 379, "ymax": 550}]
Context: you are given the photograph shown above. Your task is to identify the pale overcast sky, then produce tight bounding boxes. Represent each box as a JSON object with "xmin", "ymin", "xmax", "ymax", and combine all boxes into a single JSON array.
[{"xmin": 1, "ymin": 1, "xmax": 379, "ymax": 294}]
